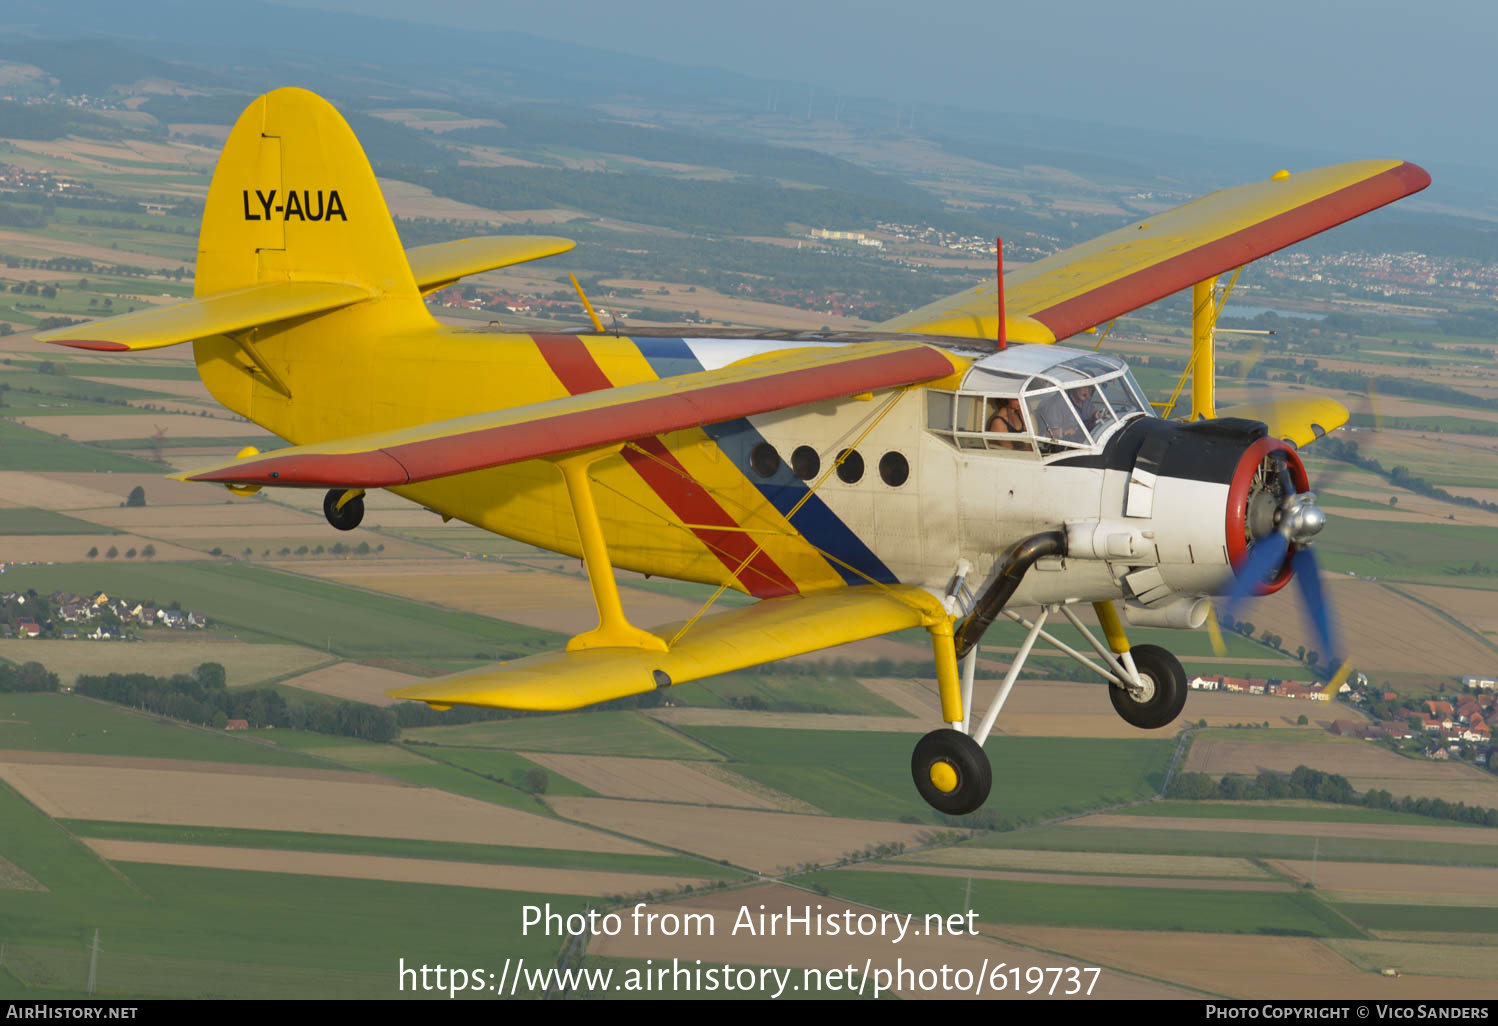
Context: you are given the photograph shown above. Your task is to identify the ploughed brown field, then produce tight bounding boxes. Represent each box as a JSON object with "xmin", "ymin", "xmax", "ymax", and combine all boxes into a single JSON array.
[
  {"xmin": 520, "ymin": 752, "xmax": 780, "ymax": 809},
  {"xmin": 587, "ymin": 882, "xmax": 1191, "ymax": 1000},
  {"xmin": 299, "ymin": 559, "xmax": 702, "ymax": 633},
  {"xmin": 1065, "ymin": 813, "xmax": 1498, "ymax": 846},
  {"xmin": 0, "ymin": 757, "xmax": 655, "ymax": 854},
  {"xmin": 1186, "ymin": 737, "xmax": 1498, "ymax": 806},
  {"xmin": 985, "ymin": 926, "xmax": 1498, "ymax": 999},
  {"xmin": 277, "ymin": 661, "xmax": 423, "ymax": 707},
  {"xmin": 1238, "ymin": 576, "xmax": 1497, "ymax": 675},
  {"xmin": 1271, "ymin": 860, "xmax": 1498, "ymax": 906},
  {"xmin": 82, "ymin": 839, "xmax": 711, "ymax": 898},
  {"xmin": 0, "ymin": 638, "xmax": 329, "ymax": 687},
  {"xmin": 544, "ymin": 797, "xmax": 937, "ymax": 873}
]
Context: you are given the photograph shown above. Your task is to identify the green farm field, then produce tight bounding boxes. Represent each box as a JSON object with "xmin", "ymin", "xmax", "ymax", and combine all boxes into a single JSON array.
[
  {"xmin": 1330, "ymin": 903, "xmax": 1498, "ymax": 935},
  {"xmin": 802, "ymin": 868, "xmax": 1361, "ymax": 937},
  {"xmin": 1111, "ymin": 800, "xmax": 1488, "ymax": 829},
  {"xmin": 58, "ymin": 820, "xmax": 741, "ymax": 881},
  {"xmin": 1, "ymin": 861, "xmax": 591, "ymax": 998},
  {"xmin": 0, "ymin": 693, "xmax": 325, "ymax": 768},
  {"xmin": 0, "ymin": 561, "xmax": 562, "ymax": 662},
  {"xmin": 674, "ymin": 726, "xmax": 1175, "ymax": 825},
  {"xmin": 0, "ymin": 507, "xmax": 117, "ymax": 534},
  {"xmin": 979, "ymin": 824, "xmax": 1498, "ymax": 867},
  {"xmin": 0, "ymin": 421, "xmax": 162, "ymax": 472},
  {"xmin": 1311, "ymin": 516, "xmax": 1498, "ymax": 585},
  {"xmin": 686, "ymin": 672, "xmax": 909, "ymax": 715},
  {"xmin": 415, "ymin": 745, "xmax": 598, "ymax": 797},
  {"xmin": 403, "ymin": 709, "xmax": 722, "ymax": 760}
]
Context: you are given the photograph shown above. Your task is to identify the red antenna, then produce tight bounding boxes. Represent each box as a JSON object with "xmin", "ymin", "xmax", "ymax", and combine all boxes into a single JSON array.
[{"xmin": 995, "ymin": 236, "xmax": 1007, "ymax": 351}]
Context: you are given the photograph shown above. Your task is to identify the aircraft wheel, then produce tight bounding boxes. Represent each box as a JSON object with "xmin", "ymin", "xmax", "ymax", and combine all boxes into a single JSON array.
[
  {"xmin": 323, "ymin": 489, "xmax": 364, "ymax": 531},
  {"xmin": 911, "ymin": 729, "xmax": 991, "ymax": 816},
  {"xmin": 1109, "ymin": 644, "xmax": 1187, "ymax": 729}
]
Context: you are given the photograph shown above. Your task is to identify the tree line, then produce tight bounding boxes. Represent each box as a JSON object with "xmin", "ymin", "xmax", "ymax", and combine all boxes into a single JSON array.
[
  {"xmin": 75, "ymin": 662, "xmax": 398, "ymax": 742},
  {"xmin": 0, "ymin": 661, "xmax": 60, "ymax": 692},
  {"xmin": 1171, "ymin": 763, "xmax": 1498, "ymax": 827}
]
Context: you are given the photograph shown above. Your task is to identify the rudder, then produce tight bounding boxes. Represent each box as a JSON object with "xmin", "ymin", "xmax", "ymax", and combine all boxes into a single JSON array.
[{"xmin": 195, "ymin": 88, "xmax": 422, "ymax": 307}]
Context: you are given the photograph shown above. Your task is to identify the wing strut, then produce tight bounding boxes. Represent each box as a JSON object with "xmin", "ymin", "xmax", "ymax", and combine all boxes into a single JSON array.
[{"xmin": 555, "ymin": 447, "xmax": 667, "ymax": 653}]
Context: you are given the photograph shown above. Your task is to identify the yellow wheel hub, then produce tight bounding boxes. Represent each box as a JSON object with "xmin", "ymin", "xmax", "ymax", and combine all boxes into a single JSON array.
[{"xmin": 928, "ymin": 760, "xmax": 959, "ymax": 794}]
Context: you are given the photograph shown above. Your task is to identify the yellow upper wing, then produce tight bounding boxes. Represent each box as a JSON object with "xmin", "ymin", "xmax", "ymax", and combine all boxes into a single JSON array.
[
  {"xmin": 173, "ymin": 340, "xmax": 964, "ymax": 489},
  {"xmin": 405, "ymin": 236, "xmax": 576, "ymax": 296},
  {"xmin": 882, "ymin": 161, "xmax": 1429, "ymax": 343}
]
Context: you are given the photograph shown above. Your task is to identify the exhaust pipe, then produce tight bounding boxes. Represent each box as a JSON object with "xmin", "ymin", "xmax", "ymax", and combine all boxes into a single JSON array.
[{"xmin": 954, "ymin": 531, "xmax": 1065, "ymax": 658}]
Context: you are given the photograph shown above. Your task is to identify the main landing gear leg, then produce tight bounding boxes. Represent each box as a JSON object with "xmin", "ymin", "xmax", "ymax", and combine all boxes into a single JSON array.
[
  {"xmin": 914, "ymin": 618, "xmax": 993, "ymax": 816},
  {"xmin": 1080, "ymin": 601, "xmax": 1187, "ymax": 729},
  {"xmin": 912, "ymin": 608, "xmax": 1050, "ymax": 816},
  {"xmin": 910, "ymin": 600, "xmax": 1190, "ymax": 815}
]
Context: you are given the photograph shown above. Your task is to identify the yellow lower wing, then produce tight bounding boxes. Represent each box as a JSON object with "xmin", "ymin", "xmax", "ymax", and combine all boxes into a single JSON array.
[
  {"xmin": 1218, "ymin": 396, "xmax": 1349, "ymax": 448},
  {"xmin": 389, "ymin": 584, "xmax": 947, "ymax": 711}
]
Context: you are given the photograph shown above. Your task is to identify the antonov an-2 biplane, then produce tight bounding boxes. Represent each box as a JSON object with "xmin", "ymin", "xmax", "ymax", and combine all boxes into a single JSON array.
[{"xmin": 39, "ymin": 88, "xmax": 1429, "ymax": 814}]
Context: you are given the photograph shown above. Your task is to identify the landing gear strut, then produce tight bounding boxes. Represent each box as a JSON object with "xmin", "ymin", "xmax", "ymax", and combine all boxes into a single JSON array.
[
  {"xmin": 323, "ymin": 488, "xmax": 365, "ymax": 531},
  {"xmin": 909, "ymin": 589, "xmax": 1192, "ymax": 815}
]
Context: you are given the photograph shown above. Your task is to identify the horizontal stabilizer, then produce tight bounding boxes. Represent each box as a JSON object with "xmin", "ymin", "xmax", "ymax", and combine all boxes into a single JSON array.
[
  {"xmin": 36, "ymin": 281, "xmax": 375, "ymax": 352},
  {"xmin": 389, "ymin": 584, "xmax": 945, "ymax": 711},
  {"xmin": 173, "ymin": 340, "xmax": 961, "ymax": 488},
  {"xmin": 406, "ymin": 236, "xmax": 576, "ymax": 296},
  {"xmin": 1216, "ymin": 396, "xmax": 1349, "ymax": 448},
  {"xmin": 883, "ymin": 160, "xmax": 1430, "ymax": 343}
]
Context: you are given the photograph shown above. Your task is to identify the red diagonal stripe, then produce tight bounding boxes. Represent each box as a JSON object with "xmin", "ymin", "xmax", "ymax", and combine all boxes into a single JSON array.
[{"xmin": 535, "ymin": 334, "xmax": 799, "ymax": 599}]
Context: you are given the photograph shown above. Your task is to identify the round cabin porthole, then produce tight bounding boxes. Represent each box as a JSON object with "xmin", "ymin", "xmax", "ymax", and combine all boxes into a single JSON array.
[
  {"xmin": 835, "ymin": 448, "xmax": 864, "ymax": 484},
  {"xmin": 749, "ymin": 442, "xmax": 781, "ymax": 478},
  {"xmin": 791, "ymin": 445, "xmax": 820, "ymax": 480},
  {"xmin": 879, "ymin": 451, "xmax": 910, "ymax": 487}
]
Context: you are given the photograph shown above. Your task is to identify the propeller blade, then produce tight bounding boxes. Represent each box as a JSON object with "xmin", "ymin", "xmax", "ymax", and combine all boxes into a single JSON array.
[
  {"xmin": 1291, "ymin": 546, "xmax": 1342, "ymax": 673},
  {"xmin": 1205, "ymin": 600, "xmax": 1229, "ymax": 657},
  {"xmin": 1225, "ymin": 530, "xmax": 1290, "ymax": 617}
]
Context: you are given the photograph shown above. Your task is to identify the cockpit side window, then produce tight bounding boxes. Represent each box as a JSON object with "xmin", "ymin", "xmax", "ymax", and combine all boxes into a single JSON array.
[
  {"xmin": 1066, "ymin": 381, "xmax": 1114, "ymax": 435},
  {"xmin": 1098, "ymin": 373, "xmax": 1145, "ymax": 421},
  {"xmin": 927, "ymin": 388, "xmax": 1035, "ymax": 454}
]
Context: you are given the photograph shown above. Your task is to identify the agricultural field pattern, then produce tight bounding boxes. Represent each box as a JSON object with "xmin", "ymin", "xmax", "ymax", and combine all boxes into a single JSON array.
[{"xmin": 2, "ymin": 30, "xmax": 1498, "ymax": 1002}]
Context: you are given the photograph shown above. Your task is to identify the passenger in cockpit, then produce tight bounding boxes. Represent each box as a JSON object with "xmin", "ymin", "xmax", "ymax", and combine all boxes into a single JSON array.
[{"xmin": 986, "ymin": 398, "xmax": 1027, "ymax": 451}]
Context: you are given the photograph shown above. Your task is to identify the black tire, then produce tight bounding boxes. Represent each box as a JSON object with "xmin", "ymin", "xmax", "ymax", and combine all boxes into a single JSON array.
[
  {"xmin": 323, "ymin": 489, "xmax": 364, "ymax": 531},
  {"xmin": 911, "ymin": 729, "xmax": 992, "ymax": 816},
  {"xmin": 1109, "ymin": 643, "xmax": 1187, "ymax": 729}
]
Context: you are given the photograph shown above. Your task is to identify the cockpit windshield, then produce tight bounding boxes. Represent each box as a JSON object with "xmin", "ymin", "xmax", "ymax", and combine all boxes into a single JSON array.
[{"xmin": 926, "ymin": 345, "xmax": 1153, "ymax": 457}]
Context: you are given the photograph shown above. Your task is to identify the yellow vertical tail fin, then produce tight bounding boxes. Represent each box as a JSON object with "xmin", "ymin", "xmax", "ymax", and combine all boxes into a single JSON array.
[{"xmin": 195, "ymin": 87, "xmax": 424, "ymax": 315}]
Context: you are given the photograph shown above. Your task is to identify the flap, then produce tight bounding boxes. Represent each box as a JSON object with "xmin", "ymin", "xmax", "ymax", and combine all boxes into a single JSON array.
[
  {"xmin": 36, "ymin": 281, "xmax": 375, "ymax": 352},
  {"xmin": 388, "ymin": 584, "xmax": 946, "ymax": 711},
  {"xmin": 173, "ymin": 340, "xmax": 962, "ymax": 488},
  {"xmin": 1216, "ymin": 395, "xmax": 1349, "ymax": 448},
  {"xmin": 881, "ymin": 160, "xmax": 1429, "ymax": 343},
  {"xmin": 406, "ymin": 236, "xmax": 576, "ymax": 296}
]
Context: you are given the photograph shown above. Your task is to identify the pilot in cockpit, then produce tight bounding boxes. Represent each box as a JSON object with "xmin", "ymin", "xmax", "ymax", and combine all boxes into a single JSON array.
[{"xmin": 1066, "ymin": 383, "xmax": 1108, "ymax": 431}]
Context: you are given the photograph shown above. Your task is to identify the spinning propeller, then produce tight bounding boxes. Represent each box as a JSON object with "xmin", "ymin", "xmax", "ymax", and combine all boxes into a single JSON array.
[{"xmin": 1220, "ymin": 448, "xmax": 1350, "ymax": 690}]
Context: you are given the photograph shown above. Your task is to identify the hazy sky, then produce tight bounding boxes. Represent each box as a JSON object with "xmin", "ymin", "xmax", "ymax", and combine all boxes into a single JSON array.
[{"xmin": 278, "ymin": 0, "xmax": 1489, "ymax": 167}]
